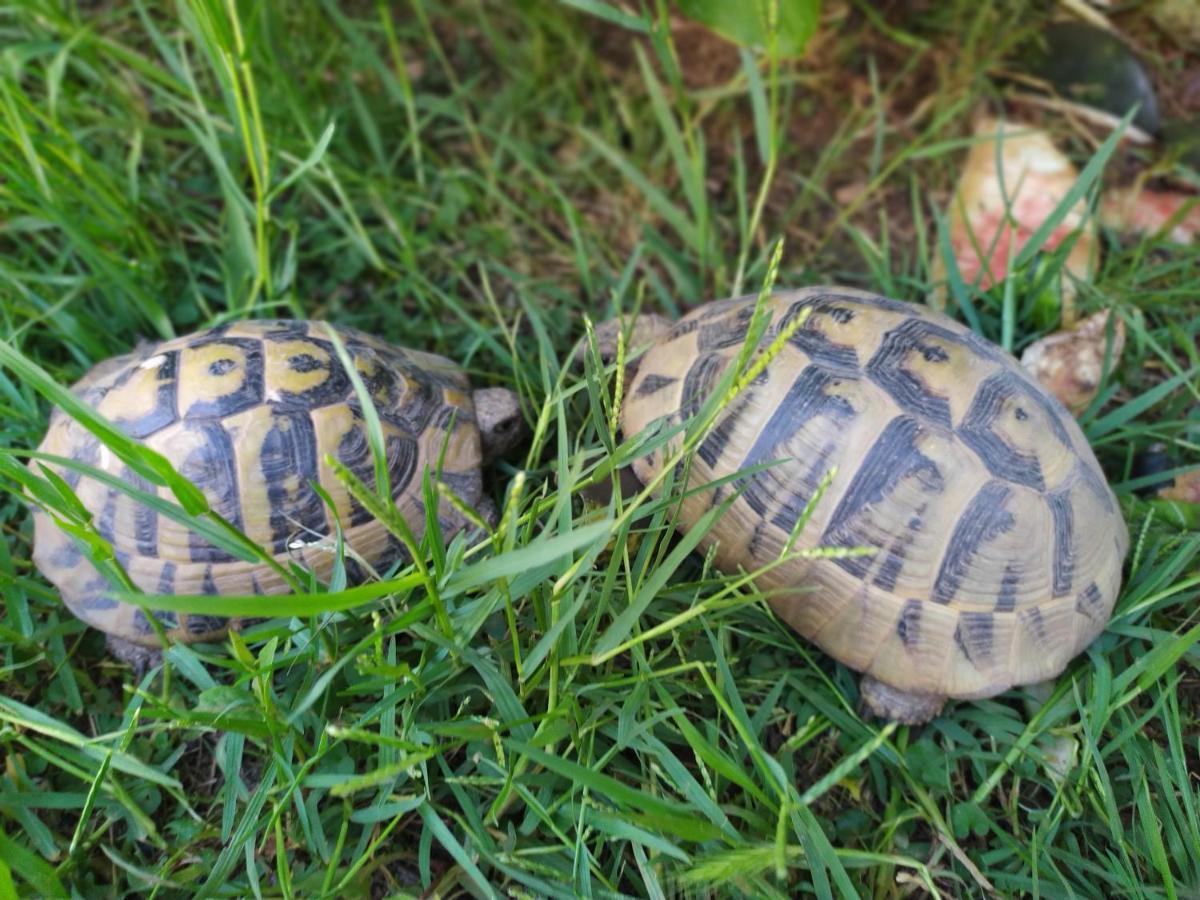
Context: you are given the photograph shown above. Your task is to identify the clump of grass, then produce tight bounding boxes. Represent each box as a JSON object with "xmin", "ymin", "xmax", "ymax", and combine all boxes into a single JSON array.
[{"xmin": 0, "ymin": 1, "xmax": 1198, "ymax": 896}]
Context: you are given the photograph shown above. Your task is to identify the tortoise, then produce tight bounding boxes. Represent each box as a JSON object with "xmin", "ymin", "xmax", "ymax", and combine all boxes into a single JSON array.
[
  {"xmin": 596, "ymin": 287, "xmax": 1127, "ymax": 723},
  {"xmin": 30, "ymin": 320, "xmax": 524, "ymax": 664}
]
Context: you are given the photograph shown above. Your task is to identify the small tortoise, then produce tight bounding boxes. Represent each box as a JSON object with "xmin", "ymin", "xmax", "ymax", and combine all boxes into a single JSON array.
[
  {"xmin": 604, "ymin": 287, "xmax": 1127, "ymax": 723},
  {"xmin": 31, "ymin": 320, "xmax": 523, "ymax": 662}
]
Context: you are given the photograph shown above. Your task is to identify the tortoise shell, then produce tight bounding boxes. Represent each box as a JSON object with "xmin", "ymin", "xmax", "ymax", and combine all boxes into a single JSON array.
[
  {"xmin": 32, "ymin": 320, "xmax": 485, "ymax": 646},
  {"xmin": 622, "ymin": 287, "xmax": 1128, "ymax": 703}
]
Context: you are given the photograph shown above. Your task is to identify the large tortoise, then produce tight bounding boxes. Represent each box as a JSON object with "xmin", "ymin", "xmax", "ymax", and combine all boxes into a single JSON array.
[
  {"xmin": 604, "ymin": 287, "xmax": 1128, "ymax": 723},
  {"xmin": 31, "ymin": 320, "xmax": 523, "ymax": 662}
]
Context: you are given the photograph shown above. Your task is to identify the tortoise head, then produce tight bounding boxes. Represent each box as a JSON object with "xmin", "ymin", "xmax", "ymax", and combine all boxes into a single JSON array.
[
  {"xmin": 472, "ymin": 387, "xmax": 526, "ymax": 463},
  {"xmin": 572, "ymin": 313, "xmax": 673, "ymax": 373}
]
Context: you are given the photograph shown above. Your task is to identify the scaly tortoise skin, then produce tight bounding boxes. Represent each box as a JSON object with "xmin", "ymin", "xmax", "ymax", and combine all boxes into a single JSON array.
[
  {"xmin": 618, "ymin": 287, "xmax": 1128, "ymax": 723},
  {"xmin": 32, "ymin": 320, "xmax": 521, "ymax": 654}
]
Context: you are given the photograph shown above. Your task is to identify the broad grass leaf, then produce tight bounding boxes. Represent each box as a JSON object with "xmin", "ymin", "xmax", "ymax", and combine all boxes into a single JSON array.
[{"xmin": 678, "ymin": 0, "xmax": 821, "ymax": 57}]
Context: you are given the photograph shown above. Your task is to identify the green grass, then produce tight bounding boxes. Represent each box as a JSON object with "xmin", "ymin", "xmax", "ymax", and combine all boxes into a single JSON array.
[{"xmin": 1, "ymin": 1, "xmax": 1198, "ymax": 896}]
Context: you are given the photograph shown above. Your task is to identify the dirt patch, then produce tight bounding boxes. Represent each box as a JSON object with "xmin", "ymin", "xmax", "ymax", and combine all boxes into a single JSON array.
[
  {"xmin": 670, "ymin": 18, "xmax": 744, "ymax": 90},
  {"xmin": 1115, "ymin": 6, "xmax": 1200, "ymax": 120},
  {"xmin": 590, "ymin": 13, "xmax": 742, "ymax": 90}
]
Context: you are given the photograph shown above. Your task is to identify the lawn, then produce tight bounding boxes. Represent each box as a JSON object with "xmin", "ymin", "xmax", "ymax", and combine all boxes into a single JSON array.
[{"xmin": 1, "ymin": 1, "xmax": 1198, "ymax": 896}]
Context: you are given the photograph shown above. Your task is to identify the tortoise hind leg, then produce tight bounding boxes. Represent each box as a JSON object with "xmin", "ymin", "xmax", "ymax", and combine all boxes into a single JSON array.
[
  {"xmin": 105, "ymin": 634, "xmax": 164, "ymax": 677},
  {"xmin": 860, "ymin": 675, "xmax": 946, "ymax": 725}
]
